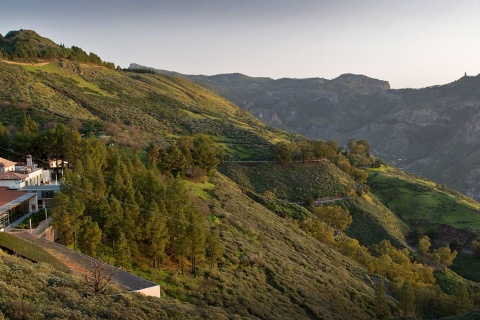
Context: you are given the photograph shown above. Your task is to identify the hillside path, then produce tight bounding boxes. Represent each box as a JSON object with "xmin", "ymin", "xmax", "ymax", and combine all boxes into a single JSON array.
[
  {"xmin": 1, "ymin": 59, "xmax": 52, "ymax": 66},
  {"xmin": 11, "ymin": 230, "xmax": 157, "ymax": 291}
]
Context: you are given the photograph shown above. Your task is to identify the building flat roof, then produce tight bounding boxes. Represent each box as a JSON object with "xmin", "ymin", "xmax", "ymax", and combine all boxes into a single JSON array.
[
  {"xmin": 0, "ymin": 187, "xmax": 36, "ymax": 213},
  {"xmin": 21, "ymin": 185, "xmax": 60, "ymax": 191}
]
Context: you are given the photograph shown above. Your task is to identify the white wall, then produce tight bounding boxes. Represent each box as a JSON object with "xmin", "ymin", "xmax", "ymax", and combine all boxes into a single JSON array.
[
  {"xmin": 0, "ymin": 179, "xmax": 25, "ymax": 189},
  {"xmin": 133, "ymin": 285, "xmax": 161, "ymax": 298}
]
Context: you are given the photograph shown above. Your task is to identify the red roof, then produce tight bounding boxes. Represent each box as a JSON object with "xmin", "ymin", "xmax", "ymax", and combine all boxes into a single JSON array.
[
  {"xmin": 0, "ymin": 172, "xmax": 27, "ymax": 180},
  {"xmin": 0, "ymin": 157, "xmax": 16, "ymax": 169},
  {"xmin": 0, "ymin": 187, "xmax": 29, "ymax": 207}
]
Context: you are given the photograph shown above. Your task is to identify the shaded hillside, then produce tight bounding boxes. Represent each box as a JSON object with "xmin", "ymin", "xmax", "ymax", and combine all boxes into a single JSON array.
[
  {"xmin": 219, "ymin": 162, "xmax": 408, "ymax": 247},
  {"xmin": 368, "ymin": 165, "xmax": 480, "ymax": 285},
  {"xmin": 135, "ymin": 64, "xmax": 480, "ymax": 201}
]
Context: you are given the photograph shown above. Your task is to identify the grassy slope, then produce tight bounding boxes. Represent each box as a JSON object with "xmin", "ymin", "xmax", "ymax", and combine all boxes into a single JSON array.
[
  {"xmin": 198, "ymin": 173, "xmax": 377, "ymax": 319},
  {"xmin": 0, "ymin": 250, "xmax": 239, "ymax": 320},
  {"xmin": 219, "ymin": 162, "xmax": 408, "ymax": 247},
  {"xmin": 367, "ymin": 165, "xmax": 480, "ymax": 238},
  {"xmin": 0, "ymin": 173, "xmax": 380, "ymax": 319},
  {"xmin": 367, "ymin": 165, "xmax": 480, "ymax": 284},
  {"xmin": 218, "ymin": 161, "xmax": 356, "ymax": 202},
  {"xmin": 132, "ymin": 173, "xmax": 380, "ymax": 319},
  {"xmin": 0, "ymin": 61, "xmax": 295, "ymax": 159}
]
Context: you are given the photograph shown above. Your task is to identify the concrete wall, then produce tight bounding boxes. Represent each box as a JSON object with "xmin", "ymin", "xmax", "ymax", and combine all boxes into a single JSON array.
[
  {"xmin": 39, "ymin": 226, "xmax": 56, "ymax": 241},
  {"xmin": 133, "ymin": 285, "xmax": 161, "ymax": 298}
]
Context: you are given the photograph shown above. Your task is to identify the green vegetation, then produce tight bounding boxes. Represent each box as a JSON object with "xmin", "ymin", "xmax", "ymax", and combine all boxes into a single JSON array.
[
  {"xmin": 0, "ymin": 232, "xmax": 69, "ymax": 273},
  {"xmin": 220, "ymin": 162, "xmax": 408, "ymax": 247},
  {"xmin": 219, "ymin": 161, "xmax": 356, "ymax": 202},
  {"xmin": 367, "ymin": 166, "xmax": 480, "ymax": 238},
  {"xmin": 271, "ymin": 138, "xmax": 371, "ymax": 185},
  {"xmin": 0, "ymin": 29, "xmax": 115, "ymax": 68},
  {"xmin": 0, "ymin": 58, "xmax": 295, "ymax": 160},
  {"xmin": 451, "ymin": 253, "xmax": 480, "ymax": 282},
  {"xmin": 15, "ymin": 209, "xmax": 49, "ymax": 229}
]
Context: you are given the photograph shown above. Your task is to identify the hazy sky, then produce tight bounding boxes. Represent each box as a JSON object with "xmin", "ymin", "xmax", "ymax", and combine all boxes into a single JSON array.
[{"xmin": 2, "ymin": 0, "xmax": 480, "ymax": 89}]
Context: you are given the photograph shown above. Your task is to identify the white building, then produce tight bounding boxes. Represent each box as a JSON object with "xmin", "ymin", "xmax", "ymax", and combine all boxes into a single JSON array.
[{"xmin": 0, "ymin": 156, "xmax": 50, "ymax": 189}]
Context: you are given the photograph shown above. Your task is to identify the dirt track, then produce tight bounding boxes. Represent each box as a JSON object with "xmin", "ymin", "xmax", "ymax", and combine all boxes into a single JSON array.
[{"xmin": 1, "ymin": 59, "xmax": 52, "ymax": 66}]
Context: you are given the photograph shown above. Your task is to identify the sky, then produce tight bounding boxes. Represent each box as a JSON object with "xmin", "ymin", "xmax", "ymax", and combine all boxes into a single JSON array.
[{"xmin": 1, "ymin": 0, "xmax": 480, "ymax": 89}]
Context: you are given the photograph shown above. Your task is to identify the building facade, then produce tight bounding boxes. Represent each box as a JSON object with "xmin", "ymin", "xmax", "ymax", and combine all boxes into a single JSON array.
[{"xmin": 0, "ymin": 187, "xmax": 38, "ymax": 231}]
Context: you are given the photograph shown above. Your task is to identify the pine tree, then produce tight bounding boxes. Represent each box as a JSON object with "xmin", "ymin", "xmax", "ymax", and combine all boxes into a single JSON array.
[
  {"xmin": 191, "ymin": 134, "xmax": 220, "ymax": 175},
  {"xmin": 145, "ymin": 142, "xmax": 160, "ymax": 166},
  {"xmin": 78, "ymin": 217, "xmax": 102, "ymax": 258},
  {"xmin": 164, "ymin": 176, "xmax": 189, "ymax": 257},
  {"xmin": 52, "ymin": 192, "xmax": 74, "ymax": 246},
  {"xmin": 398, "ymin": 280, "xmax": 415, "ymax": 317},
  {"xmin": 69, "ymin": 195, "xmax": 85, "ymax": 251},
  {"xmin": 144, "ymin": 201, "xmax": 168, "ymax": 268},
  {"xmin": 115, "ymin": 232, "xmax": 131, "ymax": 270},
  {"xmin": 0, "ymin": 122, "xmax": 10, "ymax": 150},
  {"xmin": 205, "ymin": 230, "xmax": 223, "ymax": 268},
  {"xmin": 185, "ymin": 207, "xmax": 206, "ymax": 277},
  {"xmin": 104, "ymin": 195, "xmax": 123, "ymax": 255},
  {"xmin": 374, "ymin": 278, "xmax": 391, "ymax": 320}
]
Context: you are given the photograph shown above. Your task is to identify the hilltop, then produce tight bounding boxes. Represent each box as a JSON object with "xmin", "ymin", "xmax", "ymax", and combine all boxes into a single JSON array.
[{"xmin": 0, "ymin": 29, "xmax": 115, "ymax": 68}]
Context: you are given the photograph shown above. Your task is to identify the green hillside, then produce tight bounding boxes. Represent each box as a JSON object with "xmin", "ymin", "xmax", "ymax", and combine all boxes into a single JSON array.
[
  {"xmin": 0, "ymin": 59, "xmax": 294, "ymax": 160},
  {"xmin": 368, "ymin": 165, "xmax": 480, "ymax": 241},
  {"xmin": 220, "ymin": 162, "xmax": 408, "ymax": 247},
  {"xmin": 367, "ymin": 165, "xmax": 480, "ymax": 285}
]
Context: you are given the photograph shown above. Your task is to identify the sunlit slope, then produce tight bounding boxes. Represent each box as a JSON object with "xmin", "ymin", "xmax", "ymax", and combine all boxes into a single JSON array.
[
  {"xmin": 368, "ymin": 165, "xmax": 480, "ymax": 240},
  {"xmin": 0, "ymin": 61, "xmax": 294, "ymax": 159}
]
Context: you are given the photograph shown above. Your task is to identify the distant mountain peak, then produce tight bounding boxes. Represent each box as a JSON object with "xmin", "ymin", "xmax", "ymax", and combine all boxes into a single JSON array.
[{"xmin": 334, "ymin": 73, "xmax": 390, "ymax": 91}]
